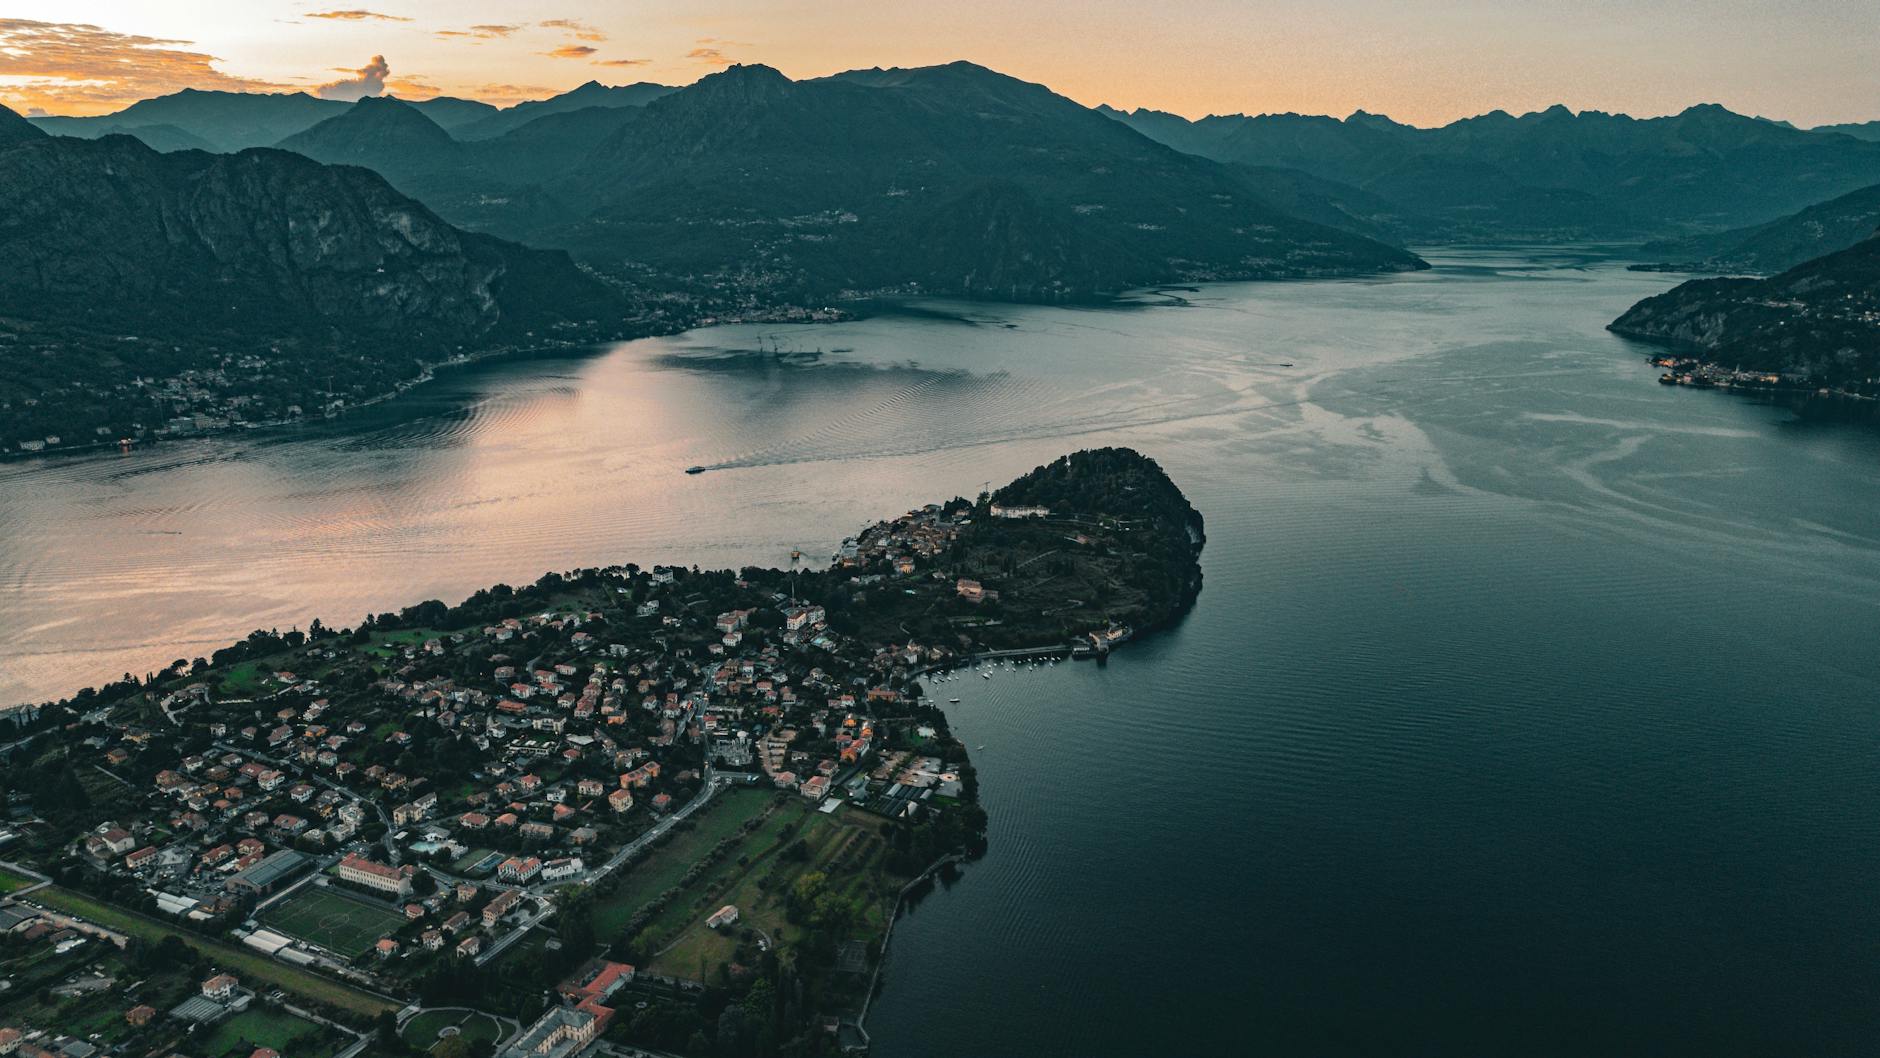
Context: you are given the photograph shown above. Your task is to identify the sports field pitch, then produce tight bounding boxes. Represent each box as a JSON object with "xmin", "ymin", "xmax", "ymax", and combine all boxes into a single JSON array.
[{"xmin": 262, "ymin": 885, "xmax": 407, "ymax": 958}]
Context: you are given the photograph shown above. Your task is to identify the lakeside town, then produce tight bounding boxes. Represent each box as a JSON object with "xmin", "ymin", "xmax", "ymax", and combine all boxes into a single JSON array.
[{"xmin": 0, "ymin": 449, "xmax": 1204, "ymax": 1058}]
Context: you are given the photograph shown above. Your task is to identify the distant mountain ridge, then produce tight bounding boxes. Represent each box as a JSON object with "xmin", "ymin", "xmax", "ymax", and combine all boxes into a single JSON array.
[
  {"xmin": 26, "ymin": 81, "xmax": 671, "ymax": 153},
  {"xmin": 536, "ymin": 62, "xmax": 1425, "ymax": 297},
  {"xmin": 453, "ymin": 80, "xmax": 676, "ymax": 140},
  {"xmin": 275, "ymin": 96, "xmax": 464, "ymax": 184},
  {"xmin": 247, "ymin": 61, "xmax": 1424, "ymax": 299},
  {"xmin": 1814, "ymin": 121, "xmax": 1880, "ymax": 143},
  {"xmin": 1104, "ymin": 102, "xmax": 1880, "ymax": 239},
  {"xmin": 1638, "ymin": 182, "xmax": 1880, "ymax": 274}
]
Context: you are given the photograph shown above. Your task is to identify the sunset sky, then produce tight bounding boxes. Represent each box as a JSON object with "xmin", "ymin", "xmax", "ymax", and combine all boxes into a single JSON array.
[{"xmin": 3, "ymin": 0, "xmax": 1876, "ymax": 126}]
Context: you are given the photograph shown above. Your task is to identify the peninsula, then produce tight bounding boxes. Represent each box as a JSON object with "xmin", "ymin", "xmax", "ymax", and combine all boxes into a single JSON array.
[{"xmin": 0, "ymin": 447, "xmax": 1203, "ymax": 1058}]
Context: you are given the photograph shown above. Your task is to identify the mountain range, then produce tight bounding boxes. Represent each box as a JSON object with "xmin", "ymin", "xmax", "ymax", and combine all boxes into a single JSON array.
[
  {"xmin": 23, "ymin": 82, "xmax": 673, "ymax": 153},
  {"xmin": 1637, "ymin": 181, "xmax": 1880, "ymax": 274},
  {"xmin": 1103, "ymin": 103, "xmax": 1880, "ymax": 240},
  {"xmin": 10, "ymin": 61, "xmax": 1880, "ymax": 443},
  {"xmin": 0, "ymin": 107, "xmax": 612, "ymax": 344},
  {"xmin": 264, "ymin": 62, "xmax": 1426, "ymax": 299}
]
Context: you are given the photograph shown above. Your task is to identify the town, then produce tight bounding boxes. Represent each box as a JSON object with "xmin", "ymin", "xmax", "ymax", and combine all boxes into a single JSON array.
[{"xmin": 0, "ymin": 448, "xmax": 1204, "ymax": 1058}]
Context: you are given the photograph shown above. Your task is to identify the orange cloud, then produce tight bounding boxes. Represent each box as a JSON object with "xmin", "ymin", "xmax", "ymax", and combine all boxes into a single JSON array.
[
  {"xmin": 542, "ymin": 45, "xmax": 597, "ymax": 60},
  {"xmin": 438, "ymin": 24, "xmax": 519, "ymax": 39},
  {"xmin": 0, "ymin": 18, "xmax": 292, "ymax": 116},
  {"xmin": 385, "ymin": 76, "xmax": 439, "ymax": 100},
  {"xmin": 317, "ymin": 54, "xmax": 390, "ymax": 100},
  {"xmin": 541, "ymin": 19, "xmax": 606, "ymax": 42},
  {"xmin": 305, "ymin": 9, "xmax": 411, "ymax": 21},
  {"xmin": 593, "ymin": 58, "xmax": 650, "ymax": 67},
  {"xmin": 687, "ymin": 37, "xmax": 748, "ymax": 66}
]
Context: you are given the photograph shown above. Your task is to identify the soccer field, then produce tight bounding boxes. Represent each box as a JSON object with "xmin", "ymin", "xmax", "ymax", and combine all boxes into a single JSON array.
[{"xmin": 262, "ymin": 885, "xmax": 407, "ymax": 958}]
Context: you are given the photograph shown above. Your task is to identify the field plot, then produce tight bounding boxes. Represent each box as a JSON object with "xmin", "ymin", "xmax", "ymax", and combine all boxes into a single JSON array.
[
  {"xmin": 263, "ymin": 885, "xmax": 408, "ymax": 957},
  {"xmin": 636, "ymin": 797, "xmax": 897, "ymax": 981},
  {"xmin": 201, "ymin": 1007, "xmax": 339, "ymax": 1058},
  {"xmin": 24, "ymin": 886, "xmax": 396, "ymax": 1019},
  {"xmin": 590, "ymin": 785, "xmax": 776, "ymax": 937}
]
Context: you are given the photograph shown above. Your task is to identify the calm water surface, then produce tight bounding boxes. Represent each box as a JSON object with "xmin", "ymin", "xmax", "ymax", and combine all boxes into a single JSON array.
[{"xmin": 4, "ymin": 248, "xmax": 1879, "ymax": 1055}]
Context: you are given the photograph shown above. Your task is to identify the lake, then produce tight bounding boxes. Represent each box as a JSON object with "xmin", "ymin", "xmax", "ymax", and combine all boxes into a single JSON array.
[{"xmin": 5, "ymin": 247, "xmax": 1880, "ymax": 1055}]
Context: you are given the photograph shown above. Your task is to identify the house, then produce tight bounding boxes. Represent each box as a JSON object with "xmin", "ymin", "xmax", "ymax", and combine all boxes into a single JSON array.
[
  {"xmin": 497, "ymin": 856, "xmax": 542, "ymax": 883},
  {"xmin": 456, "ymin": 935, "xmax": 482, "ymax": 958},
  {"xmin": 335, "ymin": 852, "xmax": 414, "ymax": 897},
  {"xmin": 500, "ymin": 1003, "xmax": 609, "ymax": 1058},
  {"xmin": 989, "ymin": 503, "xmax": 1049, "ymax": 519},
  {"xmin": 86, "ymin": 827, "xmax": 135, "ymax": 860},
  {"xmin": 956, "ymin": 578, "xmax": 986, "ymax": 603},
  {"xmin": 376, "ymin": 937, "xmax": 399, "ymax": 959},
  {"xmin": 125, "ymin": 1005, "xmax": 157, "ymax": 1026},
  {"xmin": 559, "ymin": 959, "xmax": 636, "ymax": 1004},
  {"xmin": 201, "ymin": 973, "xmax": 239, "ymax": 999},
  {"xmin": 541, "ymin": 857, "xmax": 584, "ymax": 882},
  {"xmin": 483, "ymin": 887, "xmax": 521, "ymax": 927},
  {"xmin": 707, "ymin": 904, "xmax": 739, "ymax": 929}
]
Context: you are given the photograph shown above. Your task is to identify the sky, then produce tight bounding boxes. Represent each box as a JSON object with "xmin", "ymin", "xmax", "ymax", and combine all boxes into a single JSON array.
[{"xmin": 1, "ymin": 0, "xmax": 1876, "ymax": 126}]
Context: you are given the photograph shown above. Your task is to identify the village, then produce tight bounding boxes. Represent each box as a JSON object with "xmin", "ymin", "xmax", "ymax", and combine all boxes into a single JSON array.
[{"xmin": 0, "ymin": 448, "xmax": 1203, "ymax": 1058}]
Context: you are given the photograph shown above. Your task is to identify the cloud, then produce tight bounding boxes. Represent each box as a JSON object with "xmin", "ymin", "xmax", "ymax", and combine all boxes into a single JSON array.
[
  {"xmin": 0, "ymin": 18, "xmax": 293, "ymax": 116},
  {"xmin": 317, "ymin": 54, "xmax": 391, "ymax": 100},
  {"xmin": 540, "ymin": 19, "xmax": 606, "ymax": 42},
  {"xmin": 687, "ymin": 37, "xmax": 749, "ymax": 66},
  {"xmin": 542, "ymin": 45, "xmax": 598, "ymax": 60},
  {"xmin": 437, "ymin": 24, "xmax": 518, "ymax": 39},
  {"xmin": 593, "ymin": 58, "xmax": 650, "ymax": 67},
  {"xmin": 385, "ymin": 76, "xmax": 439, "ymax": 100},
  {"xmin": 305, "ymin": 9, "xmax": 411, "ymax": 21}
]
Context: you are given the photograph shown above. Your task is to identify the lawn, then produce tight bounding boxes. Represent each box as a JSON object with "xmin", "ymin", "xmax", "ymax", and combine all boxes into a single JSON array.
[
  {"xmin": 201, "ymin": 1007, "xmax": 339, "ymax": 1058},
  {"xmin": 360, "ymin": 627, "xmax": 447, "ymax": 659},
  {"xmin": 404, "ymin": 1009, "xmax": 506, "ymax": 1051},
  {"xmin": 262, "ymin": 885, "xmax": 409, "ymax": 958},
  {"xmin": 215, "ymin": 660, "xmax": 275, "ymax": 696},
  {"xmin": 0, "ymin": 866, "xmax": 39, "ymax": 893},
  {"xmin": 24, "ymin": 886, "xmax": 396, "ymax": 1020},
  {"xmin": 589, "ymin": 786, "xmax": 777, "ymax": 937}
]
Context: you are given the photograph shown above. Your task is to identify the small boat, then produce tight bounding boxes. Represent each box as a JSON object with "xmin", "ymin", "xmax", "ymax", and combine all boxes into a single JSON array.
[
  {"xmin": 982, "ymin": 672, "xmax": 991, "ymax": 679},
  {"xmin": 685, "ymin": 465, "xmax": 706, "ymax": 475},
  {"xmin": 949, "ymin": 697, "xmax": 960, "ymax": 704},
  {"xmin": 976, "ymin": 745, "xmax": 986, "ymax": 751}
]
